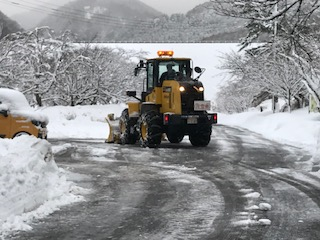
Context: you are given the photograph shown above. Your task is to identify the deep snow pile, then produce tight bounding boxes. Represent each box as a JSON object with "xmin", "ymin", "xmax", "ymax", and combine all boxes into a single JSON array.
[
  {"xmin": 40, "ymin": 104, "xmax": 126, "ymax": 139},
  {"xmin": 0, "ymin": 136, "xmax": 83, "ymax": 237},
  {"xmin": 220, "ymin": 107, "xmax": 320, "ymax": 169}
]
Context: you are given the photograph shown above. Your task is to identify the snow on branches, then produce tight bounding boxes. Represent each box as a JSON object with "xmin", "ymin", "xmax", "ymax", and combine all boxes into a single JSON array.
[
  {"xmin": 0, "ymin": 28, "xmax": 142, "ymax": 106},
  {"xmin": 217, "ymin": 45, "xmax": 307, "ymax": 113},
  {"xmin": 211, "ymin": 0, "xmax": 320, "ymax": 111}
]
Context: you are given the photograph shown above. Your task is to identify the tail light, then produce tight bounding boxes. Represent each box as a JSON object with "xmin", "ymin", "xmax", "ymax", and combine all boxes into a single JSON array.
[
  {"xmin": 213, "ymin": 114, "xmax": 218, "ymax": 123},
  {"xmin": 164, "ymin": 114, "xmax": 170, "ymax": 125}
]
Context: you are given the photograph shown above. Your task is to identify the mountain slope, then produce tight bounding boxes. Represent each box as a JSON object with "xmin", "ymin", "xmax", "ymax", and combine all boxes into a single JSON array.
[
  {"xmin": 9, "ymin": 0, "xmax": 250, "ymax": 43},
  {"xmin": 112, "ymin": 1, "xmax": 248, "ymax": 43},
  {"xmin": 38, "ymin": 0, "xmax": 162, "ymax": 41},
  {"xmin": 186, "ymin": 2, "xmax": 247, "ymax": 42},
  {"xmin": 10, "ymin": 0, "xmax": 71, "ymax": 30},
  {"xmin": 0, "ymin": 11, "xmax": 23, "ymax": 39}
]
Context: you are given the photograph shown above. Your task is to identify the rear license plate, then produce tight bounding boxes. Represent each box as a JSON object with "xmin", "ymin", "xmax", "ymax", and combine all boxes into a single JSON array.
[
  {"xmin": 194, "ymin": 101, "xmax": 211, "ymax": 111},
  {"xmin": 187, "ymin": 116, "xmax": 198, "ymax": 124}
]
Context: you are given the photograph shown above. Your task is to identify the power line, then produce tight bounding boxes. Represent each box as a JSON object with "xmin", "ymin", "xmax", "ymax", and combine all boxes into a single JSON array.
[
  {"xmin": 0, "ymin": 0, "xmax": 155, "ymax": 29},
  {"xmin": 0, "ymin": 0, "xmax": 216, "ymax": 35},
  {"xmin": 18, "ymin": 0, "xmax": 154, "ymax": 26}
]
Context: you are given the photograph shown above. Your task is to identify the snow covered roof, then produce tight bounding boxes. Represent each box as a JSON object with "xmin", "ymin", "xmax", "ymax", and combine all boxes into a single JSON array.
[
  {"xmin": 0, "ymin": 88, "xmax": 31, "ymax": 111},
  {"xmin": 0, "ymin": 88, "xmax": 49, "ymax": 124}
]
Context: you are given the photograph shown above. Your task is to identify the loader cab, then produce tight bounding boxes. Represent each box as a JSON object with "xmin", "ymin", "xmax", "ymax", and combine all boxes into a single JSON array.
[
  {"xmin": 145, "ymin": 54, "xmax": 193, "ymax": 92},
  {"xmin": 135, "ymin": 51, "xmax": 194, "ymax": 101}
]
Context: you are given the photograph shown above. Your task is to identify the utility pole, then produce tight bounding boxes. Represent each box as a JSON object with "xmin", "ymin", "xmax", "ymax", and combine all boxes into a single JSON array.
[
  {"xmin": 272, "ymin": 2, "xmax": 278, "ymax": 113},
  {"xmin": 274, "ymin": 3, "xmax": 278, "ymax": 38}
]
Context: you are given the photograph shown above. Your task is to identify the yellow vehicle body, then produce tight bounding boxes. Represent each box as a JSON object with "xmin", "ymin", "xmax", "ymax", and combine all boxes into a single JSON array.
[
  {"xmin": 106, "ymin": 51, "xmax": 217, "ymax": 147},
  {"xmin": 0, "ymin": 88, "xmax": 48, "ymax": 139},
  {"xmin": 0, "ymin": 114, "xmax": 46, "ymax": 139},
  {"xmin": 145, "ymin": 81, "xmax": 182, "ymax": 115}
]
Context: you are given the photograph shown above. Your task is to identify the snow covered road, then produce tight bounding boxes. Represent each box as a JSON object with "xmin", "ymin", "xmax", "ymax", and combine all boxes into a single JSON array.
[{"xmin": 10, "ymin": 125, "xmax": 320, "ymax": 240}]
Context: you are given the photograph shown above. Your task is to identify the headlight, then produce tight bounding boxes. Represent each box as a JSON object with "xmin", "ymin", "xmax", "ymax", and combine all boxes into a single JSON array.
[
  {"xmin": 193, "ymin": 86, "xmax": 204, "ymax": 92},
  {"xmin": 32, "ymin": 120, "xmax": 46, "ymax": 128},
  {"xmin": 31, "ymin": 120, "xmax": 41, "ymax": 126},
  {"xmin": 179, "ymin": 86, "xmax": 186, "ymax": 92}
]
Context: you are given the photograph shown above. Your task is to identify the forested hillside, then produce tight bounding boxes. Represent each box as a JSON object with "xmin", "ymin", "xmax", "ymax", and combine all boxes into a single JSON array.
[
  {"xmin": 39, "ymin": 0, "xmax": 162, "ymax": 42},
  {"xmin": 35, "ymin": 0, "xmax": 246, "ymax": 42},
  {"xmin": 3, "ymin": 0, "xmax": 248, "ymax": 43},
  {"xmin": 0, "ymin": 11, "xmax": 23, "ymax": 39}
]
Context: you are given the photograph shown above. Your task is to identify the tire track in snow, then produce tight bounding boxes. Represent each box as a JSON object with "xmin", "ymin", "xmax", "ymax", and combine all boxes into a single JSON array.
[{"xmin": 108, "ymin": 146, "xmax": 225, "ymax": 240}]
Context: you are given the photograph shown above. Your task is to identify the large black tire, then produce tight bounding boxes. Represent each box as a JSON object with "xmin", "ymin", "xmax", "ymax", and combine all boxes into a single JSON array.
[
  {"xmin": 167, "ymin": 131, "xmax": 184, "ymax": 143},
  {"xmin": 119, "ymin": 109, "xmax": 137, "ymax": 144},
  {"xmin": 189, "ymin": 124, "xmax": 212, "ymax": 147},
  {"xmin": 138, "ymin": 111, "xmax": 162, "ymax": 148}
]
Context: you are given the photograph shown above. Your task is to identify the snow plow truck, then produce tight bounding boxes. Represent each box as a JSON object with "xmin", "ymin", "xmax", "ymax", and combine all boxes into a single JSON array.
[{"xmin": 106, "ymin": 50, "xmax": 217, "ymax": 148}]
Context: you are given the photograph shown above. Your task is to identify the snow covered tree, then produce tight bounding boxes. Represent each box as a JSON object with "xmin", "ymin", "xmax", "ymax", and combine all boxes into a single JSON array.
[
  {"xmin": 216, "ymin": 79, "xmax": 258, "ymax": 113},
  {"xmin": 53, "ymin": 51, "xmax": 100, "ymax": 106},
  {"xmin": 211, "ymin": 0, "xmax": 320, "ymax": 110},
  {"xmin": 209, "ymin": 0, "xmax": 320, "ymax": 46},
  {"xmin": 219, "ymin": 45, "xmax": 307, "ymax": 112},
  {"xmin": 0, "ymin": 27, "xmax": 145, "ymax": 106},
  {"xmin": 0, "ymin": 32, "xmax": 28, "ymax": 89},
  {"xmin": 78, "ymin": 45, "xmax": 145, "ymax": 104},
  {"xmin": 0, "ymin": 27, "xmax": 72, "ymax": 106}
]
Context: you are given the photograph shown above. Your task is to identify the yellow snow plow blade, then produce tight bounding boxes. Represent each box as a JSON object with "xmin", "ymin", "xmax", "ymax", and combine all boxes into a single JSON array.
[{"xmin": 105, "ymin": 113, "xmax": 120, "ymax": 143}]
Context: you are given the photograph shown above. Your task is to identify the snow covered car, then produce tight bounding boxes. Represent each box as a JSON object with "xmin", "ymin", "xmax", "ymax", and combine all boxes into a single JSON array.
[{"xmin": 0, "ymin": 88, "xmax": 48, "ymax": 139}]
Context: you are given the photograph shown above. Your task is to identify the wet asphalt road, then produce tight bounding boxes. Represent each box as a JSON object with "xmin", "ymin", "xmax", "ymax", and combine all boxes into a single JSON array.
[{"xmin": 9, "ymin": 125, "xmax": 320, "ymax": 240}]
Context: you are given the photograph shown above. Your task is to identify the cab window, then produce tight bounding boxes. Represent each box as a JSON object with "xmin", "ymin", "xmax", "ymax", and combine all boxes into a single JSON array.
[
  {"xmin": 146, "ymin": 61, "xmax": 155, "ymax": 91},
  {"xmin": 158, "ymin": 60, "xmax": 192, "ymax": 83}
]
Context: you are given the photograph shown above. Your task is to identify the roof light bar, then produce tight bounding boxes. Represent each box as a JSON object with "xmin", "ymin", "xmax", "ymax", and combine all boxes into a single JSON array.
[{"xmin": 157, "ymin": 50, "xmax": 174, "ymax": 57}]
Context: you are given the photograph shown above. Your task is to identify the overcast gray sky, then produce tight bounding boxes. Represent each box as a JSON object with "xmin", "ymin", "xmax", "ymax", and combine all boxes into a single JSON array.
[{"xmin": 0, "ymin": 0, "xmax": 208, "ymax": 17}]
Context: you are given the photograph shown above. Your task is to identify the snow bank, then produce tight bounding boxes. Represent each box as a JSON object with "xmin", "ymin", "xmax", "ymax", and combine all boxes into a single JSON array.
[
  {"xmin": 220, "ymin": 107, "xmax": 320, "ymax": 169},
  {"xmin": 0, "ymin": 136, "xmax": 83, "ymax": 236},
  {"xmin": 220, "ymin": 108, "xmax": 320, "ymax": 151},
  {"xmin": 41, "ymin": 104, "xmax": 126, "ymax": 139}
]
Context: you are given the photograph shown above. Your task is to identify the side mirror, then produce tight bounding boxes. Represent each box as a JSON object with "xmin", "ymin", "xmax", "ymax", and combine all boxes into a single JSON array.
[
  {"xmin": 0, "ymin": 110, "xmax": 8, "ymax": 117},
  {"xmin": 126, "ymin": 91, "xmax": 137, "ymax": 97},
  {"xmin": 138, "ymin": 60, "xmax": 145, "ymax": 68},
  {"xmin": 134, "ymin": 60, "xmax": 146, "ymax": 76},
  {"xmin": 134, "ymin": 67, "xmax": 140, "ymax": 76},
  {"xmin": 194, "ymin": 67, "xmax": 202, "ymax": 73}
]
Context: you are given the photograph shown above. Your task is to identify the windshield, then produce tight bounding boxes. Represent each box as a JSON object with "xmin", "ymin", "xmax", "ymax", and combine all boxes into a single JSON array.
[{"xmin": 158, "ymin": 60, "xmax": 192, "ymax": 82}]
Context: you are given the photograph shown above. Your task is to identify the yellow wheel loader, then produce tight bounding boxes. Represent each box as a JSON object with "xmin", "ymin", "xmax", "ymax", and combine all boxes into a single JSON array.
[{"xmin": 106, "ymin": 50, "xmax": 217, "ymax": 148}]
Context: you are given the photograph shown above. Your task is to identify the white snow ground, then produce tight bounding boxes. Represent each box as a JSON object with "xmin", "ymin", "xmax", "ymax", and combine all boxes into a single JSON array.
[
  {"xmin": 0, "ymin": 136, "xmax": 84, "ymax": 237},
  {"xmin": 1, "ymin": 101, "xmax": 320, "ymax": 237},
  {"xmin": 1, "ymin": 42, "xmax": 320, "ymax": 236}
]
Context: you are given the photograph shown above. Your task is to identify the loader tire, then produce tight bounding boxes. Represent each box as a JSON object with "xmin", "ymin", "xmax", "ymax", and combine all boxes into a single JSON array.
[
  {"xmin": 119, "ymin": 109, "xmax": 137, "ymax": 144},
  {"xmin": 189, "ymin": 124, "xmax": 212, "ymax": 147},
  {"xmin": 138, "ymin": 111, "xmax": 162, "ymax": 148}
]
